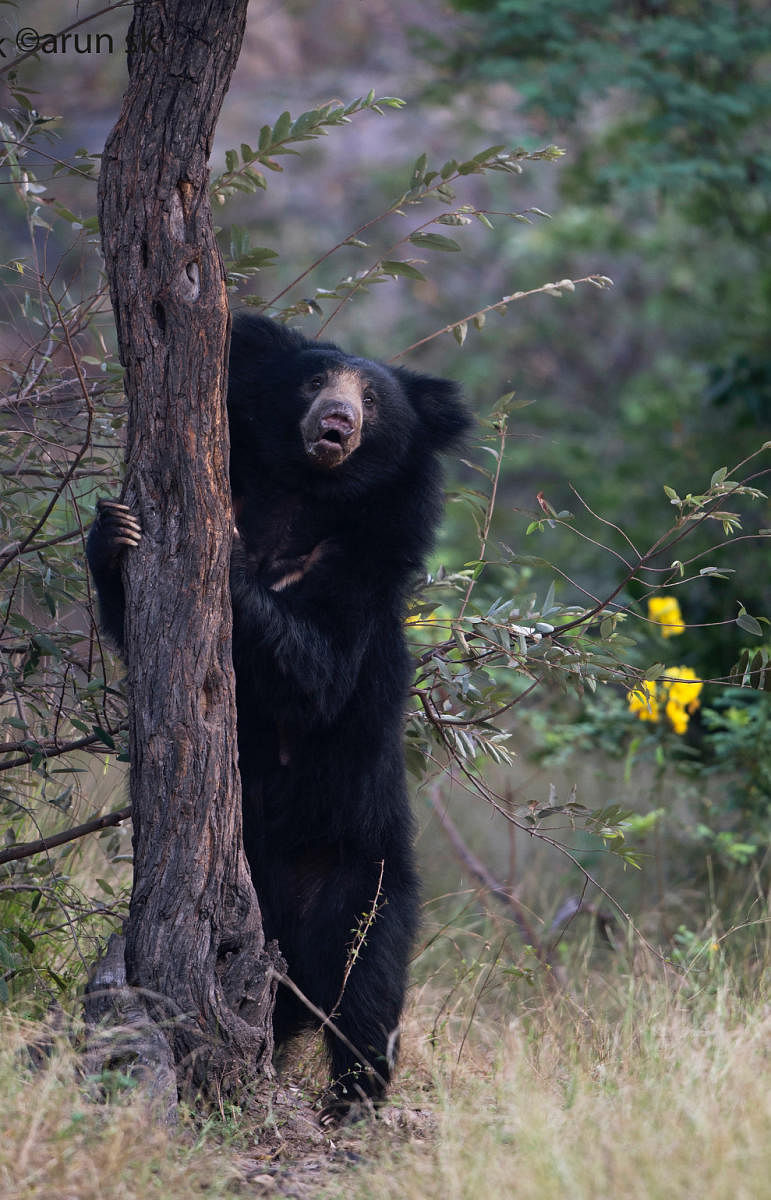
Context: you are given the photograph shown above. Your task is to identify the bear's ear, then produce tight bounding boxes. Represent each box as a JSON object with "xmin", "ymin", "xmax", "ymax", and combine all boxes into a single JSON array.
[
  {"xmin": 396, "ymin": 369, "xmax": 473, "ymax": 452},
  {"xmin": 229, "ymin": 313, "xmax": 309, "ymax": 375}
]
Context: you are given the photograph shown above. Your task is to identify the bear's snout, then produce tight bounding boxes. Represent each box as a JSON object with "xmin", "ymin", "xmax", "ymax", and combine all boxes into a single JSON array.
[
  {"xmin": 319, "ymin": 404, "xmax": 357, "ymax": 439},
  {"xmin": 301, "ymin": 386, "xmax": 363, "ymax": 468}
]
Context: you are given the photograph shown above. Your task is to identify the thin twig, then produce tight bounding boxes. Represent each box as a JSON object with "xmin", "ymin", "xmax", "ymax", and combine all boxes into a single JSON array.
[
  {"xmin": 390, "ymin": 276, "xmax": 612, "ymax": 360},
  {"xmin": 330, "ymin": 858, "xmax": 385, "ymax": 1019},
  {"xmin": 270, "ymin": 970, "xmax": 387, "ymax": 1092},
  {"xmin": 0, "ymin": 726, "xmax": 127, "ymax": 772},
  {"xmin": 0, "ymin": 805, "xmax": 132, "ymax": 866},
  {"xmin": 428, "ymin": 786, "xmax": 559, "ymax": 981}
]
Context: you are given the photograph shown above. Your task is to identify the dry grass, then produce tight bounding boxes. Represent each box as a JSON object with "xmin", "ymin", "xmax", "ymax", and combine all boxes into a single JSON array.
[
  {"xmin": 0, "ymin": 1021, "xmax": 245, "ymax": 1200},
  {"xmin": 346, "ymin": 973, "xmax": 771, "ymax": 1200},
  {"xmin": 1, "ymin": 947, "xmax": 768, "ymax": 1199}
]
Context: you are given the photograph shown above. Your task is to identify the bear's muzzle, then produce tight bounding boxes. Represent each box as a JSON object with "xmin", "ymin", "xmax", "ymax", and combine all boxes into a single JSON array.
[{"xmin": 301, "ymin": 379, "xmax": 363, "ymax": 468}]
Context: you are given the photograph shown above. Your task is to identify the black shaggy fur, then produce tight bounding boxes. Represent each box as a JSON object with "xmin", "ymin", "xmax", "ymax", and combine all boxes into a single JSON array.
[{"xmin": 87, "ymin": 313, "xmax": 471, "ymax": 1117}]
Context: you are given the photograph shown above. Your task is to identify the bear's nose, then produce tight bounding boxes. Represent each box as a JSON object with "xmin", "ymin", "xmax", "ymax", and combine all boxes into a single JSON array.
[
  {"xmin": 301, "ymin": 393, "xmax": 362, "ymax": 466},
  {"xmin": 319, "ymin": 405, "xmax": 356, "ymax": 439}
]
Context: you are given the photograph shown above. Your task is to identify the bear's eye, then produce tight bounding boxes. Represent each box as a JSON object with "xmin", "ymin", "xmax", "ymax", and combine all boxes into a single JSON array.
[
  {"xmin": 363, "ymin": 391, "xmax": 376, "ymax": 408},
  {"xmin": 309, "ymin": 375, "xmax": 325, "ymax": 391}
]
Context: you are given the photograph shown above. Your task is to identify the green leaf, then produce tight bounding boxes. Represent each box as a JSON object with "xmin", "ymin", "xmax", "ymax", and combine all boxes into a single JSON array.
[
  {"xmin": 92, "ymin": 726, "xmax": 116, "ymax": 750},
  {"xmin": 242, "ymin": 166, "xmax": 266, "ymax": 190},
  {"xmin": 381, "ymin": 260, "xmax": 427, "ymax": 281},
  {"xmin": 53, "ymin": 206, "xmax": 80, "ymax": 224},
  {"xmin": 237, "ymin": 248, "xmax": 279, "ymax": 269},
  {"xmin": 32, "ymin": 634, "xmax": 60, "ymax": 658},
  {"xmin": 710, "ymin": 466, "xmax": 728, "ymax": 487},
  {"xmin": 14, "ymin": 929, "xmax": 35, "ymax": 954},
  {"xmin": 224, "ymin": 176, "xmax": 253, "ymax": 193},
  {"xmin": 472, "ymin": 144, "xmax": 507, "ymax": 163},
  {"xmin": 272, "ymin": 111, "xmax": 292, "ymax": 142},
  {"xmin": 410, "ymin": 152, "xmax": 427, "ymax": 185},
  {"xmin": 508, "ymin": 553, "xmax": 552, "ymax": 567},
  {"xmin": 408, "ymin": 232, "xmax": 461, "ymax": 252},
  {"xmin": 736, "ymin": 607, "xmax": 762, "ymax": 636}
]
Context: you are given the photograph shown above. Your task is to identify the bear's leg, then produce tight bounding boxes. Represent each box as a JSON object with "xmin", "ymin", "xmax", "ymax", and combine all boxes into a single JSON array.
[
  {"xmin": 319, "ymin": 868, "xmax": 417, "ymax": 1119},
  {"xmin": 263, "ymin": 847, "xmax": 417, "ymax": 1121},
  {"xmin": 323, "ymin": 928, "xmax": 407, "ymax": 1111}
]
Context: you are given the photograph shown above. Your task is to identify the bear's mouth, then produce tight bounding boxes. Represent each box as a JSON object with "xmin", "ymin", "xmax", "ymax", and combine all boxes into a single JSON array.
[
  {"xmin": 308, "ymin": 432, "xmax": 349, "ymax": 467},
  {"xmin": 302, "ymin": 404, "xmax": 362, "ymax": 468}
]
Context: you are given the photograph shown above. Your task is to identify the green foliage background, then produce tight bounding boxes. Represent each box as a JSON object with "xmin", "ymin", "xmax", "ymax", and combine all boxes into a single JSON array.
[{"xmin": 429, "ymin": 0, "xmax": 770, "ymax": 659}]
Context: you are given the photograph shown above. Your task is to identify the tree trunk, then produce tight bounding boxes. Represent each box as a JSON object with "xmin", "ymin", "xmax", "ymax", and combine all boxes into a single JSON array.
[{"xmin": 97, "ymin": 0, "xmax": 279, "ymax": 1097}]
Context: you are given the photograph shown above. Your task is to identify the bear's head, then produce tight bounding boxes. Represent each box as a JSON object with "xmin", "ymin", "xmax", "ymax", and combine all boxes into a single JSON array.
[{"xmin": 228, "ymin": 313, "xmax": 471, "ymax": 493}]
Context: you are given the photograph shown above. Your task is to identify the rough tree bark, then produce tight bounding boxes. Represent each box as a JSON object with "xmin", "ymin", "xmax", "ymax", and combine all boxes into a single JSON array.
[{"xmin": 95, "ymin": 0, "xmax": 280, "ymax": 1099}]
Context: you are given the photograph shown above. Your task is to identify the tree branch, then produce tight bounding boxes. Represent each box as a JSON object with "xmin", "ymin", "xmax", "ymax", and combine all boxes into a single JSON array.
[{"xmin": 0, "ymin": 805, "xmax": 132, "ymax": 867}]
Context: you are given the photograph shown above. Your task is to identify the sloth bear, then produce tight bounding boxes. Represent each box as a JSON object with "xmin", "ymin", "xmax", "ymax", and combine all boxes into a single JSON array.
[{"xmin": 87, "ymin": 313, "xmax": 470, "ymax": 1120}]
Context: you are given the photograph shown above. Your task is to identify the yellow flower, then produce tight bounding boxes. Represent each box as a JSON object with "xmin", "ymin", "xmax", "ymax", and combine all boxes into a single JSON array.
[
  {"xmin": 665, "ymin": 698, "xmax": 689, "ymax": 735},
  {"xmin": 628, "ymin": 667, "xmax": 702, "ymax": 735},
  {"xmin": 648, "ymin": 595, "xmax": 685, "ymax": 637},
  {"xmin": 663, "ymin": 666, "xmax": 702, "ymax": 717},
  {"xmin": 627, "ymin": 680, "xmax": 659, "ymax": 722}
]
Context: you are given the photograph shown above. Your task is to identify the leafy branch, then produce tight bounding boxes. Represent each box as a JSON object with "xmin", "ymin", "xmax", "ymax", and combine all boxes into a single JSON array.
[
  {"xmin": 258, "ymin": 144, "xmax": 567, "ymax": 321},
  {"xmin": 405, "ymin": 423, "xmax": 770, "ymax": 881},
  {"xmin": 392, "ymin": 274, "xmax": 614, "ymax": 358},
  {"xmin": 210, "ymin": 92, "xmax": 405, "ymax": 205}
]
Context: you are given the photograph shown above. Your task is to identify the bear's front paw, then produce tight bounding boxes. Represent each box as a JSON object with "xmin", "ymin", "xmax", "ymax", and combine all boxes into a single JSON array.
[{"xmin": 89, "ymin": 499, "xmax": 142, "ymax": 568}]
